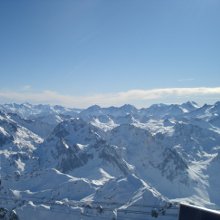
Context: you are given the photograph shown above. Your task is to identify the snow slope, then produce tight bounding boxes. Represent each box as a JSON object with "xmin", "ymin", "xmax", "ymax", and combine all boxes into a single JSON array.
[{"xmin": 0, "ymin": 101, "xmax": 220, "ymax": 219}]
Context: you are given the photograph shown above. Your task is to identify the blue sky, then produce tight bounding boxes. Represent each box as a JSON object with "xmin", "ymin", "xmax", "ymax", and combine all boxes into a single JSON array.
[{"xmin": 0, "ymin": 0, "xmax": 220, "ymax": 107}]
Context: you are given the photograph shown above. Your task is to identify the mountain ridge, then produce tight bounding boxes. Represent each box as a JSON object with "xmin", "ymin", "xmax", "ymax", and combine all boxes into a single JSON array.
[{"xmin": 0, "ymin": 101, "xmax": 220, "ymax": 219}]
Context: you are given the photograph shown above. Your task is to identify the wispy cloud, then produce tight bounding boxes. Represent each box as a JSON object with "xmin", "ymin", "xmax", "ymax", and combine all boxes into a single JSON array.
[
  {"xmin": 21, "ymin": 85, "xmax": 32, "ymax": 91},
  {"xmin": 177, "ymin": 78, "xmax": 195, "ymax": 82},
  {"xmin": 0, "ymin": 87, "xmax": 220, "ymax": 108}
]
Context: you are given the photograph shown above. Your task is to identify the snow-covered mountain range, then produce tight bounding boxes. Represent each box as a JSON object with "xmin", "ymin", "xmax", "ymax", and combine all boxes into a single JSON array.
[{"xmin": 0, "ymin": 101, "xmax": 220, "ymax": 219}]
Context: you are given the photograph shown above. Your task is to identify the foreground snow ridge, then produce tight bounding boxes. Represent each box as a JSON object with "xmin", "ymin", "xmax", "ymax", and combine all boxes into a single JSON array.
[{"xmin": 0, "ymin": 101, "xmax": 220, "ymax": 219}]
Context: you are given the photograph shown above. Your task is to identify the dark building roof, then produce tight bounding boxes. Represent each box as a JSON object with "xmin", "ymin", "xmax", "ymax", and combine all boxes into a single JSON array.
[{"xmin": 179, "ymin": 203, "xmax": 220, "ymax": 220}]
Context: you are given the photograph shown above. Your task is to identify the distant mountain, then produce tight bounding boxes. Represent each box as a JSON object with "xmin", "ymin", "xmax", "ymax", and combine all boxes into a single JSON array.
[
  {"xmin": 180, "ymin": 101, "xmax": 199, "ymax": 112},
  {"xmin": 0, "ymin": 101, "xmax": 220, "ymax": 219},
  {"xmin": 1, "ymin": 103, "xmax": 81, "ymax": 119}
]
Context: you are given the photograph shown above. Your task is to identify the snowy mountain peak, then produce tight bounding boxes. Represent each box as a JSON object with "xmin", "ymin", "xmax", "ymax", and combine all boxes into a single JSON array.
[
  {"xmin": 119, "ymin": 104, "xmax": 137, "ymax": 113},
  {"xmin": 181, "ymin": 101, "xmax": 199, "ymax": 111},
  {"xmin": 85, "ymin": 104, "xmax": 101, "ymax": 111},
  {"xmin": 48, "ymin": 118, "xmax": 101, "ymax": 143},
  {"xmin": 1, "ymin": 101, "xmax": 220, "ymax": 220},
  {"xmin": 212, "ymin": 101, "xmax": 220, "ymax": 113}
]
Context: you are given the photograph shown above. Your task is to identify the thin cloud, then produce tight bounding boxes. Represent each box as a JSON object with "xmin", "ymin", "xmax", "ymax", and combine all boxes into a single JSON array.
[
  {"xmin": 0, "ymin": 87, "xmax": 220, "ymax": 108},
  {"xmin": 21, "ymin": 85, "xmax": 32, "ymax": 91},
  {"xmin": 178, "ymin": 78, "xmax": 195, "ymax": 82}
]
